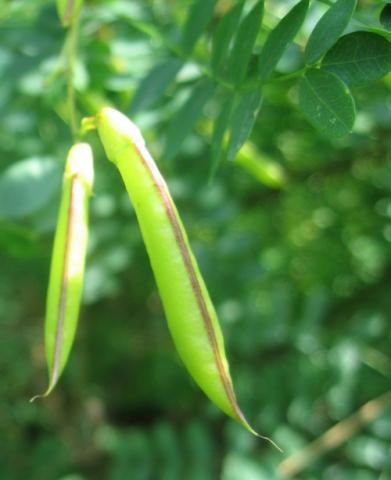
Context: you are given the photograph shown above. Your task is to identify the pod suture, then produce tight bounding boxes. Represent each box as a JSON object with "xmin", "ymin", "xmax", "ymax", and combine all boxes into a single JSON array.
[
  {"xmin": 56, "ymin": 0, "xmax": 83, "ymax": 27},
  {"xmin": 95, "ymin": 107, "xmax": 280, "ymax": 450}
]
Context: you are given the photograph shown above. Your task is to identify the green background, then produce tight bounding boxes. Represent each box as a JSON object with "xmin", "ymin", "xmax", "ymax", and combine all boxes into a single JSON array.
[{"xmin": 0, "ymin": 1, "xmax": 390, "ymax": 478}]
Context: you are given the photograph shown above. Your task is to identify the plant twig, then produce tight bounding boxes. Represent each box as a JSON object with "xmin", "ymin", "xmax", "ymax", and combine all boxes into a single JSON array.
[
  {"xmin": 361, "ymin": 347, "xmax": 391, "ymax": 379},
  {"xmin": 278, "ymin": 391, "xmax": 391, "ymax": 478},
  {"xmin": 126, "ymin": 16, "xmax": 306, "ymax": 94},
  {"xmin": 65, "ymin": 10, "xmax": 81, "ymax": 138}
]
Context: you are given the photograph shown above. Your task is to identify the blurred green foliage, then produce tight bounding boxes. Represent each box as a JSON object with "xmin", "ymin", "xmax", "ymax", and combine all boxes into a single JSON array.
[{"xmin": 0, "ymin": 0, "xmax": 390, "ymax": 479}]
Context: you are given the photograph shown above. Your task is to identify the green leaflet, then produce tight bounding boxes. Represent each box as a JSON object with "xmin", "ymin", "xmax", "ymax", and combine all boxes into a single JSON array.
[
  {"xmin": 32, "ymin": 143, "xmax": 94, "ymax": 399},
  {"xmin": 321, "ymin": 32, "xmax": 391, "ymax": 86},
  {"xmin": 258, "ymin": 0, "xmax": 309, "ymax": 82},
  {"xmin": 130, "ymin": 58, "xmax": 183, "ymax": 114},
  {"xmin": 226, "ymin": 0, "xmax": 264, "ymax": 85},
  {"xmin": 298, "ymin": 69, "xmax": 355, "ymax": 138},
  {"xmin": 380, "ymin": 4, "xmax": 391, "ymax": 31},
  {"xmin": 211, "ymin": 1, "xmax": 244, "ymax": 76},
  {"xmin": 95, "ymin": 107, "xmax": 279, "ymax": 449},
  {"xmin": 304, "ymin": 0, "xmax": 357, "ymax": 65},
  {"xmin": 163, "ymin": 79, "xmax": 215, "ymax": 160},
  {"xmin": 181, "ymin": 0, "xmax": 218, "ymax": 54},
  {"xmin": 209, "ymin": 95, "xmax": 236, "ymax": 179},
  {"xmin": 227, "ymin": 88, "xmax": 263, "ymax": 161},
  {"xmin": 56, "ymin": 0, "xmax": 84, "ymax": 27}
]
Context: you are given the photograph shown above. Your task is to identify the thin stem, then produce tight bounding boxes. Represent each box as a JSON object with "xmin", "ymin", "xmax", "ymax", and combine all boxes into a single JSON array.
[
  {"xmin": 117, "ymin": 0, "xmax": 389, "ymax": 105},
  {"xmin": 65, "ymin": 11, "xmax": 81, "ymax": 139},
  {"xmin": 239, "ymin": 67, "xmax": 308, "ymax": 94},
  {"xmin": 127, "ymin": 17, "xmax": 307, "ymax": 95},
  {"xmin": 278, "ymin": 392, "xmax": 391, "ymax": 478},
  {"xmin": 361, "ymin": 347, "xmax": 391, "ymax": 378},
  {"xmin": 268, "ymin": 67, "xmax": 308, "ymax": 84},
  {"xmin": 127, "ymin": 18, "xmax": 236, "ymax": 91}
]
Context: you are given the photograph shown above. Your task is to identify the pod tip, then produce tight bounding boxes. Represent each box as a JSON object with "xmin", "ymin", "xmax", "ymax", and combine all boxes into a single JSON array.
[
  {"xmin": 244, "ymin": 423, "xmax": 283, "ymax": 452},
  {"xmin": 65, "ymin": 143, "xmax": 94, "ymax": 191},
  {"xmin": 254, "ymin": 431, "xmax": 284, "ymax": 453},
  {"xmin": 97, "ymin": 107, "xmax": 145, "ymax": 149},
  {"xmin": 30, "ymin": 376, "xmax": 57, "ymax": 402},
  {"xmin": 238, "ymin": 410, "xmax": 283, "ymax": 452},
  {"xmin": 29, "ymin": 389, "xmax": 50, "ymax": 403}
]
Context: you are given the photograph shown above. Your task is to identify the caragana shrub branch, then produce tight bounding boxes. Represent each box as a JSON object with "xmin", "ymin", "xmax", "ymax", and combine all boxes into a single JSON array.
[
  {"xmin": 129, "ymin": 0, "xmax": 391, "ymax": 169},
  {"xmin": 31, "ymin": 0, "xmax": 390, "ymax": 450},
  {"xmin": 33, "ymin": 0, "xmax": 283, "ymax": 448},
  {"xmin": 59, "ymin": 0, "xmax": 84, "ymax": 137}
]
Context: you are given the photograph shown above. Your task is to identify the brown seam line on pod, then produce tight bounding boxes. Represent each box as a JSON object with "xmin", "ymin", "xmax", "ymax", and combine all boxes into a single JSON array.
[
  {"xmin": 132, "ymin": 143, "xmax": 246, "ymax": 423},
  {"xmin": 64, "ymin": 0, "xmax": 75, "ymax": 23}
]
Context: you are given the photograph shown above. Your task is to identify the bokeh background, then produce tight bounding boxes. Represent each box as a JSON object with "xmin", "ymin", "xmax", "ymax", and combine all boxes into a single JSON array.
[{"xmin": 0, "ymin": 1, "xmax": 390, "ymax": 479}]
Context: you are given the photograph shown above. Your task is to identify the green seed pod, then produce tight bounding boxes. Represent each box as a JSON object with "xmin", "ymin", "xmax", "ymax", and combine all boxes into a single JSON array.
[
  {"xmin": 56, "ymin": 0, "xmax": 84, "ymax": 27},
  {"xmin": 32, "ymin": 143, "xmax": 94, "ymax": 399},
  {"xmin": 95, "ymin": 108, "xmax": 278, "ymax": 447}
]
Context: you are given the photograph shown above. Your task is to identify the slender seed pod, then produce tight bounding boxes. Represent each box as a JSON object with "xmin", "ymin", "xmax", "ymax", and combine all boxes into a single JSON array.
[
  {"xmin": 56, "ymin": 0, "xmax": 84, "ymax": 27},
  {"xmin": 95, "ymin": 108, "xmax": 279, "ymax": 448},
  {"xmin": 32, "ymin": 143, "xmax": 94, "ymax": 400}
]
